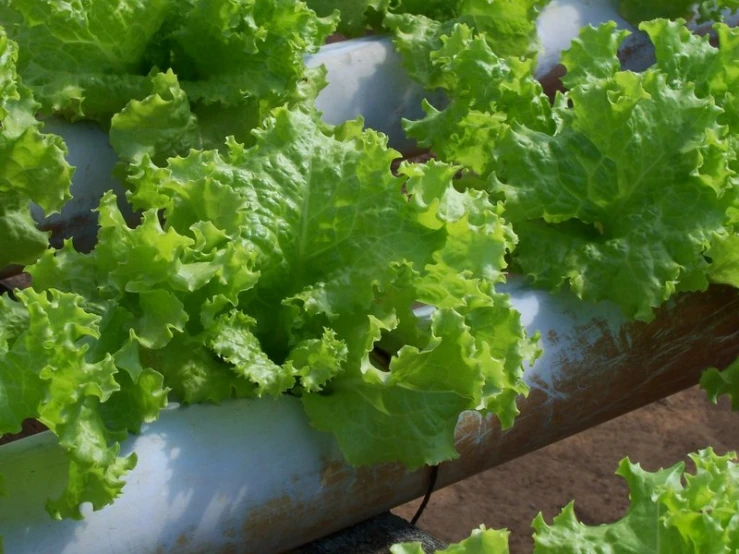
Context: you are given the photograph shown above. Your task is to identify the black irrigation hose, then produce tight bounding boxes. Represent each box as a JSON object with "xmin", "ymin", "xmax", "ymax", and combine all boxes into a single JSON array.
[{"xmin": 411, "ymin": 465, "xmax": 439, "ymax": 526}]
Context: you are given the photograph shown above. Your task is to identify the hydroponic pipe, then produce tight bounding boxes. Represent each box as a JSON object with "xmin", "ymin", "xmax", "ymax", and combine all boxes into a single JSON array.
[{"xmin": 1, "ymin": 281, "xmax": 736, "ymax": 554}]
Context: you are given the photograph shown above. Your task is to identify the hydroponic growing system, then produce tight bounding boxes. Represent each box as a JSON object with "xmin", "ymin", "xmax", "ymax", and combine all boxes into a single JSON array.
[{"xmin": 0, "ymin": 0, "xmax": 738, "ymax": 552}]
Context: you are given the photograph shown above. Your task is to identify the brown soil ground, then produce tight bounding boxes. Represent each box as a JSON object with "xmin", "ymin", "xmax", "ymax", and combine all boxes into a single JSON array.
[{"xmin": 394, "ymin": 385, "xmax": 739, "ymax": 553}]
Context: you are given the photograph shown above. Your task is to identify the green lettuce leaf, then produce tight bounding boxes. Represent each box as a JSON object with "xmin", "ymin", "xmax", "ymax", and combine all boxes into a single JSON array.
[
  {"xmin": 109, "ymin": 64, "xmax": 330, "ymax": 166},
  {"xmin": 6, "ymin": 103, "xmax": 535, "ymax": 517},
  {"xmin": 402, "ymin": 23, "xmax": 553, "ymax": 175},
  {"xmin": 699, "ymin": 0, "xmax": 739, "ymax": 20},
  {"xmin": 491, "ymin": 67, "xmax": 731, "ymax": 319},
  {"xmin": 638, "ymin": 20, "xmax": 739, "ymax": 299},
  {"xmin": 207, "ymin": 311, "xmax": 297, "ymax": 397},
  {"xmin": 103, "ymin": 1, "xmax": 336, "ymax": 161},
  {"xmin": 618, "ymin": 0, "xmax": 739, "ymax": 25},
  {"xmin": 618, "ymin": 0, "xmax": 700, "ymax": 23},
  {"xmin": 108, "ymin": 70, "xmax": 201, "ymax": 165},
  {"xmin": 303, "ymin": 307, "xmax": 484, "ymax": 468},
  {"xmin": 29, "ymin": 192, "xmax": 261, "ymax": 404},
  {"xmin": 284, "ymin": 328, "xmax": 348, "ymax": 393},
  {"xmin": 0, "ymin": 0, "xmax": 168, "ymax": 119},
  {"xmin": 9, "ymin": 192, "xmax": 258, "ymax": 517},
  {"xmin": 0, "ymin": 26, "xmax": 74, "ymax": 268},
  {"xmin": 0, "ymin": 0, "xmax": 337, "ymax": 146},
  {"xmin": 708, "ymin": 232, "xmax": 739, "ymax": 286},
  {"xmin": 701, "ymin": 357, "xmax": 739, "ymax": 410},
  {"xmin": 503, "ymin": 20, "xmax": 737, "ymax": 320},
  {"xmin": 385, "ymin": 0, "xmax": 549, "ymax": 90},
  {"xmin": 124, "ymin": 105, "xmax": 534, "ymax": 466},
  {"xmin": 0, "ymin": 287, "xmax": 169, "ymax": 520},
  {"xmin": 424, "ymin": 449, "xmax": 739, "ymax": 554},
  {"xmin": 140, "ymin": 334, "xmax": 255, "ymax": 404},
  {"xmin": 304, "ymin": 0, "xmax": 464, "ymax": 37},
  {"xmin": 533, "ymin": 448, "xmax": 739, "ymax": 553},
  {"xmin": 406, "ymin": 20, "xmax": 738, "ymax": 320},
  {"xmin": 314, "ymin": 0, "xmax": 536, "ymax": 38},
  {"xmin": 304, "ymin": 0, "xmax": 384, "ymax": 35},
  {"xmin": 392, "ymin": 525, "xmax": 510, "ymax": 554},
  {"xmin": 171, "ymin": 0, "xmax": 336, "ymax": 106}
]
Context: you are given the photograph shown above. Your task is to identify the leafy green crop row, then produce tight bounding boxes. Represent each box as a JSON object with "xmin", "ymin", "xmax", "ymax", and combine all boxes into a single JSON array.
[
  {"xmin": 0, "ymin": 0, "xmax": 541, "ymax": 534},
  {"xmin": 394, "ymin": 16, "xmax": 739, "ymax": 320},
  {"xmin": 0, "ymin": 0, "xmax": 738, "ymax": 552}
]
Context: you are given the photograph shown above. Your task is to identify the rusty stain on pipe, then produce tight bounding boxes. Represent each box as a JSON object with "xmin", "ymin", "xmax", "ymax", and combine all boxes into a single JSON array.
[{"xmin": 442, "ymin": 285, "xmax": 739, "ymax": 489}]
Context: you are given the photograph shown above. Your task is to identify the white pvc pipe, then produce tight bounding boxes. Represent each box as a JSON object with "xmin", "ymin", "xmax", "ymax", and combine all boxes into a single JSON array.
[
  {"xmin": 2, "ymin": 279, "xmax": 737, "ymax": 554},
  {"xmin": 0, "ymin": 281, "xmax": 627, "ymax": 554}
]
